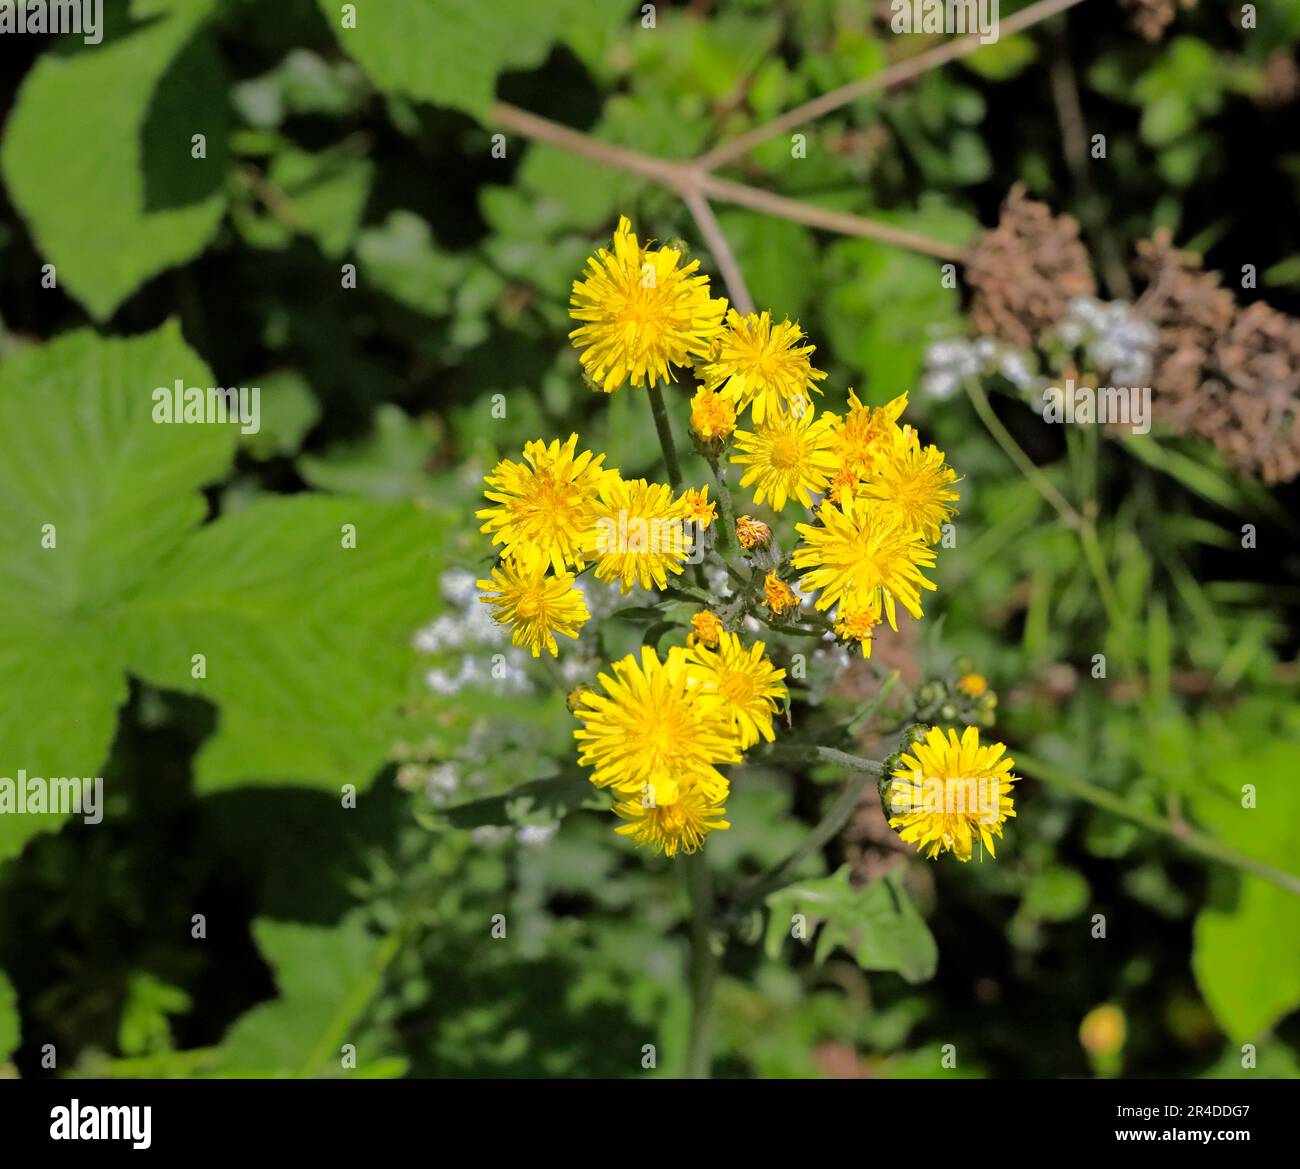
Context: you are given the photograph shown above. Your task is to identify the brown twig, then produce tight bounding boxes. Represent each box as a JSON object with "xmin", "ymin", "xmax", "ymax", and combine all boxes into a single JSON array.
[
  {"xmin": 681, "ymin": 187, "xmax": 756, "ymax": 314},
  {"xmin": 492, "ymin": 103, "xmax": 970, "ymax": 262}
]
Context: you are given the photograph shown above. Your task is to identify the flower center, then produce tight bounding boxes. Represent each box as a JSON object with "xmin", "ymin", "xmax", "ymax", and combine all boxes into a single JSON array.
[
  {"xmin": 515, "ymin": 589, "xmax": 545, "ymax": 620},
  {"xmin": 720, "ymin": 671, "xmax": 755, "ymax": 704},
  {"xmin": 769, "ymin": 434, "xmax": 802, "ymax": 470}
]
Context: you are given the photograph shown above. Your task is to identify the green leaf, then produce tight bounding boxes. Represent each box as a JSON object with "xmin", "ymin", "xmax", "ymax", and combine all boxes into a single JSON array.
[
  {"xmin": 765, "ymin": 867, "xmax": 938, "ymax": 984},
  {"xmin": 267, "ymin": 148, "xmax": 374, "ymax": 258},
  {"xmin": 960, "ymin": 34, "xmax": 1038, "ymax": 82},
  {"xmin": 1191, "ymin": 722, "xmax": 1300, "ymax": 1040},
  {"xmin": 356, "ymin": 211, "xmax": 465, "ymax": 318},
  {"xmin": 822, "ymin": 234, "xmax": 961, "ymax": 394},
  {"xmin": 118, "ymin": 973, "xmax": 192, "ymax": 1058},
  {"xmin": 122, "ymin": 494, "xmax": 446, "ymax": 792},
  {"xmin": 209, "ymin": 916, "xmax": 405, "ymax": 1077},
  {"xmin": 0, "ymin": 969, "xmax": 18, "ymax": 1064},
  {"xmin": 714, "ymin": 213, "xmax": 818, "ymax": 321},
  {"xmin": 315, "ymin": 0, "xmax": 626, "ymax": 119},
  {"xmin": 0, "ymin": 323, "xmax": 230, "ymax": 860},
  {"xmin": 297, "ymin": 404, "xmax": 440, "ymax": 504},
  {"xmin": 0, "ymin": 325, "xmax": 448, "ymax": 859},
  {"xmin": 1, "ymin": 2, "xmax": 228, "ymax": 320},
  {"xmin": 240, "ymin": 369, "xmax": 322, "ymax": 460},
  {"xmin": 441, "ymin": 775, "xmax": 592, "ymax": 830}
]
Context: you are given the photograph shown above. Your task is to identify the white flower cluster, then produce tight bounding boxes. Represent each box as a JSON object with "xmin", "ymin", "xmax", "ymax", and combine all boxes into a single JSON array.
[
  {"xmin": 414, "ymin": 568, "xmax": 533, "ymax": 695},
  {"xmin": 922, "ymin": 336, "xmax": 1037, "ymax": 400},
  {"xmin": 1051, "ymin": 296, "xmax": 1156, "ymax": 386}
]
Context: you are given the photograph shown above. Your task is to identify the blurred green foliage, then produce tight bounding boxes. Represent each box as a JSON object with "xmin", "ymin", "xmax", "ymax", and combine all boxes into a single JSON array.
[{"xmin": 0, "ymin": 0, "xmax": 1297, "ymax": 1080}]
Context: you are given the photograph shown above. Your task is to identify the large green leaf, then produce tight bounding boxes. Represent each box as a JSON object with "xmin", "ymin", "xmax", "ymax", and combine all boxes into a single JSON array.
[
  {"xmin": 122, "ymin": 494, "xmax": 445, "ymax": 792},
  {"xmin": 1, "ymin": 1, "xmax": 228, "ymax": 320},
  {"xmin": 1191, "ymin": 713, "xmax": 1300, "ymax": 1041},
  {"xmin": 765, "ymin": 867, "xmax": 938, "ymax": 984},
  {"xmin": 0, "ymin": 323, "xmax": 230, "ymax": 860},
  {"xmin": 0, "ymin": 324, "xmax": 447, "ymax": 859},
  {"xmin": 315, "ymin": 0, "xmax": 626, "ymax": 119},
  {"xmin": 210, "ymin": 916, "xmax": 405, "ymax": 1077}
]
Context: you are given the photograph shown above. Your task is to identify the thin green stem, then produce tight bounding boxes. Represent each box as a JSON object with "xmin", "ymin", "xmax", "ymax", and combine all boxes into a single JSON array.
[
  {"xmin": 731, "ymin": 745, "xmax": 884, "ymax": 911},
  {"xmin": 1010, "ymin": 751, "xmax": 1300, "ymax": 900},
  {"xmin": 648, "ymin": 384, "xmax": 684, "ymax": 491},
  {"xmin": 963, "ymin": 377, "xmax": 1079, "ymax": 527},
  {"xmin": 706, "ymin": 452, "xmax": 738, "ymax": 560},
  {"xmin": 684, "ymin": 851, "xmax": 719, "ymax": 1079}
]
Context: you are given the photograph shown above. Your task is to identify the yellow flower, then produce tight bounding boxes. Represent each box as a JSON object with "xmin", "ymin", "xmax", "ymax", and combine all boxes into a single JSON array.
[
  {"xmin": 830, "ymin": 389, "xmax": 908, "ymax": 481},
  {"xmin": 886, "ymin": 726, "xmax": 1018, "ymax": 861},
  {"xmin": 686, "ymin": 631, "xmax": 787, "ymax": 748},
  {"xmin": 957, "ymin": 673, "xmax": 988, "ymax": 698},
  {"xmin": 681, "ymin": 484, "xmax": 716, "ymax": 530},
  {"xmin": 826, "ymin": 465, "xmax": 861, "ymax": 506},
  {"xmin": 735, "ymin": 514, "xmax": 772, "ymax": 550},
  {"xmin": 859, "ymin": 426, "xmax": 959, "ymax": 544},
  {"xmin": 572, "ymin": 646, "xmax": 740, "ymax": 806},
  {"xmin": 476, "ymin": 551, "xmax": 589, "ymax": 658},
  {"xmin": 585, "ymin": 475, "xmax": 695, "ymax": 593},
  {"xmin": 834, "ymin": 605, "xmax": 882, "ymax": 659},
  {"xmin": 689, "ymin": 609, "xmax": 724, "ymax": 649},
  {"xmin": 701, "ymin": 310, "xmax": 828, "ymax": 424},
  {"xmin": 690, "ymin": 388, "xmax": 736, "ymax": 442},
  {"xmin": 793, "ymin": 493, "xmax": 936, "ymax": 628},
  {"xmin": 569, "ymin": 216, "xmax": 727, "ymax": 392},
  {"xmin": 612, "ymin": 783, "xmax": 730, "ymax": 857},
  {"xmin": 477, "ymin": 434, "xmax": 609, "ymax": 574},
  {"xmin": 731, "ymin": 407, "xmax": 840, "ymax": 512},
  {"xmin": 1079, "ymin": 1005, "xmax": 1127, "ymax": 1058},
  {"xmin": 764, "ymin": 571, "xmax": 799, "ymax": 616}
]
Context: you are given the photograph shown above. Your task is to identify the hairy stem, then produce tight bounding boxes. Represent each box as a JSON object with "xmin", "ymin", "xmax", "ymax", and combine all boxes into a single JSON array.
[
  {"xmin": 684, "ymin": 851, "xmax": 719, "ymax": 1078},
  {"xmin": 648, "ymin": 383, "xmax": 684, "ymax": 491}
]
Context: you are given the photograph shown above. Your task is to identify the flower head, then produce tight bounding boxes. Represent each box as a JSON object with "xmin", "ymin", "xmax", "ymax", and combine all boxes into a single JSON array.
[
  {"xmin": 701, "ymin": 310, "xmax": 828, "ymax": 424},
  {"xmin": 834, "ymin": 604, "xmax": 882, "ymax": 658},
  {"xmin": 735, "ymin": 515, "xmax": 772, "ymax": 550},
  {"xmin": 686, "ymin": 632, "xmax": 787, "ymax": 748},
  {"xmin": 569, "ymin": 216, "xmax": 727, "ymax": 392},
  {"xmin": 885, "ymin": 726, "xmax": 1018, "ymax": 861},
  {"xmin": 764, "ymin": 571, "xmax": 800, "ymax": 616},
  {"xmin": 830, "ymin": 389, "xmax": 908, "ymax": 482},
  {"xmin": 689, "ymin": 609, "xmax": 724, "ymax": 648},
  {"xmin": 957, "ymin": 673, "xmax": 988, "ymax": 698},
  {"xmin": 476, "ymin": 550, "xmax": 590, "ymax": 657},
  {"xmin": 572, "ymin": 646, "xmax": 739, "ymax": 806},
  {"xmin": 859, "ymin": 426, "xmax": 959, "ymax": 544},
  {"xmin": 731, "ymin": 407, "xmax": 840, "ymax": 512},
  {"xmin": 612, "ymin": 783, "xmax": 730, "ymax": 857},
  {"xmin": 585, "ymin": 475, "xmax": 695, "ymax": 593},
  {"xmin": 690, "ymin": 387, "xmax": 736, "ymax": 443},
  {"xmin": 477, "ymin": 434, "xmax": 609, "ymax": 573},
  {"xmin": 681, "ymin": 484, "xmax": 716, "ymax": 530},
  {"xmin": 793, "ymin": 493, "xmax": 936, "ymax": 627}
]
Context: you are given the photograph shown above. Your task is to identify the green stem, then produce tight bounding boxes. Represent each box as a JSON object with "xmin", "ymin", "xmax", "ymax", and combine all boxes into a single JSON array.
[
  {"xmin": 964, "ymin": 377, "xmax": 1079, "ymax": 527},
  {"xmin": 705, "ymin": 452, "xmax": 738, "ymax": 559},
  {"xmin": 684, "ymin": 851, "xmax": 719, "ymax": 1078},
  {"xmin": 1015, "ymin": 751, "xmax": 1300, "ymax": 899},
  {"xmin": 731, "ymin": 745, "xmax": 885, "ymax": 911},
  {"xmin": 648, "ymin": 384, "xmax": 684, "ymax": 491}
]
